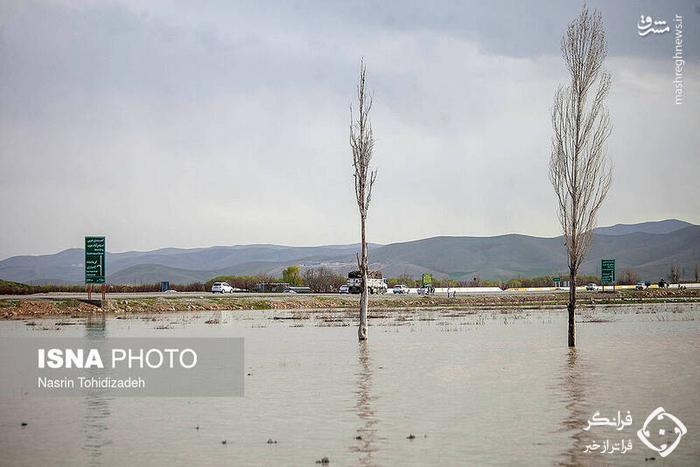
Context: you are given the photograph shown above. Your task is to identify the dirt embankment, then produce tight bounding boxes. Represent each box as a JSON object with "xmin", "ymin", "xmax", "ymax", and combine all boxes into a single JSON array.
[{"xmin": 1, "ymin": 289, "xmax": 698, "ymax": 319}]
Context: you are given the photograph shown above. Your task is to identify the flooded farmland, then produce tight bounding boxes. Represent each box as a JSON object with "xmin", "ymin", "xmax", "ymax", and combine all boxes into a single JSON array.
[{"xmin": 1, "ymin": 303, "xmax": 698, "ymax": 466}]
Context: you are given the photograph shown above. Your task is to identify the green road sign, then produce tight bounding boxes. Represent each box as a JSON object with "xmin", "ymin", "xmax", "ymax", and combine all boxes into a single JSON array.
[
  {"xmin": 601, "ymin": 259, "xmax": 615, "ymax": 285},
  {"xmin": 85, "ymin": 236, "xmax": 106, "ymax": 284},
  {"xmin": 553, "ymin": 277, "xmax": 561, "ymax": 284},
  {"xmin": 422, "ymin": 273, "xmax": 433, "ymax": 288}
]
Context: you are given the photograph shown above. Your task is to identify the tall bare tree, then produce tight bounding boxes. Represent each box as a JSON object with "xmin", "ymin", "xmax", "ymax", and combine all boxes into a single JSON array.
[
  {"xmin": 550, "ymin": 7, "xmax": 612, "ymax": 347},
  {"xmin": 350, "ymin": 60, "xmax": 377, "ymax": 341},
  {"xmin": 669, "ymin": 264, "xmax": 680, "ymax": 284}
]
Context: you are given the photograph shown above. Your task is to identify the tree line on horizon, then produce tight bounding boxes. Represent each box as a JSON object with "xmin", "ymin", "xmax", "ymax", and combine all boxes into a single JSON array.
[{"xmin": 2, "ymin": 262, "xmax": 697, "ymax": 296}]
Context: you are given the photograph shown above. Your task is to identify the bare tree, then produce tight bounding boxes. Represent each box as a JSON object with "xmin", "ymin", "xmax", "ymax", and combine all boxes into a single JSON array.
[
  {"xmin": 350, "ymin": 60, "xmax": 377, "ymax": 341},
  {"xmin": 669, "ymin": 264, "xmax": 680, "ymax": 284},
  {"xmin": 550, "ymin": 7, "xmax": 612, "ymax": 347},
  {"xmin": 619, "ymin": 269, "xmax": 639, "ymax": 285},
  {"xmin": 303, "ymin": 267, "xmax": 346, "ymax": 293}
]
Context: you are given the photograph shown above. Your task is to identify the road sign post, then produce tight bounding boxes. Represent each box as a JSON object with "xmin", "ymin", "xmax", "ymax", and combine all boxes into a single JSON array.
[
  {"xmin": 422, "ymin": 273, "xmax": 433, "ymax": 294},
  {"xmin": 85, "ymin": 236, "xmax": 106, "ymax": 300},
  {"xmin": 601, "ymin": 259, "xmax": 615, "ymax": 292}
]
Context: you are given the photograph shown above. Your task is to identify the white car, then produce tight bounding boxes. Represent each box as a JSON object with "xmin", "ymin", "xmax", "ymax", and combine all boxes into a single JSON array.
[
  {"xmin": 339, "ymin": 284, "xmax": 349, "ymax": 294},
  {"xmin": 211, "ymin": 282, "xmax": 234, "ymax": 294},
  {"xmin": 393, "ymin": 284, "xmax": 409, "ymax": 294}
]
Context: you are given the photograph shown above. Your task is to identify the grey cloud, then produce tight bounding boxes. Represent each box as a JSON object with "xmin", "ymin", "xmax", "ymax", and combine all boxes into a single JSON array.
[{"xmin": 0, "ymin": 0, "xmax": 697, "ymax": 259}]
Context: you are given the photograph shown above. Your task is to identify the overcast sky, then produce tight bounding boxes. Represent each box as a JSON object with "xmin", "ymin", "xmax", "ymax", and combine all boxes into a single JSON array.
[{"xmin": 1, "ymin": 0, "xmax": 698, "ymax": 259}]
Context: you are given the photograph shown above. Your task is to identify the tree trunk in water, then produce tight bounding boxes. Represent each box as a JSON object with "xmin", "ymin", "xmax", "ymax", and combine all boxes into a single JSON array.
[
  {"xmin": 358, "ymin": 271, "xmax": 368, "ymax": 340},
  {"xmin": 568, "ymin": 269, "xmax": 576, "ymax": 347},
  {"xmin": 358, "ymin": 215, "xmax": 368, "ymax": 341}
]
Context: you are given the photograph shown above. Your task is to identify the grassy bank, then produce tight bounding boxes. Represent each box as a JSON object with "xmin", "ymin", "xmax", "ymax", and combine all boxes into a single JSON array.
[
  {"xmin": 1, "ymin": 288, "xmax": 698, "ymax": 319},
  {"xmin": 0, "ymin": 279, "xmax": 207, "ymax": 295}
]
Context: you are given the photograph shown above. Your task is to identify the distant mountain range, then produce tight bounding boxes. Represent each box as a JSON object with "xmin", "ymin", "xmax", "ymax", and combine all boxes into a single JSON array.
[
  {"xmin": 592, "ymin": 219, "xmax": 694, "ymax": 236},
  {"xmin": 0, "ymin": 220, "xmax": 697, "ymax": 284}
]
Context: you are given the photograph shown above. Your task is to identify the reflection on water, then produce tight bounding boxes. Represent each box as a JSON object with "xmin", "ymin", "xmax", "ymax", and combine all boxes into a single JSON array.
[
  {"xmin": 352, "ymin": 341, "xmax": 380, "ymax": 466},
  {"xmin": 82, "ymin": 391, "xmax": 112, "ymax": 465},
  {"xmin": 85, "ymin": 314, "xmax": 107, "ymax": 338},
  {"xmin": 557, "ymin": 348, "xmax": 590, "ymax": 467},
  {"xmin": 82, "ymin": 314, "xmax": 113, "ymax": 466},
  {"xmin": 0, "ymin": 304, "xmax": 698, "ymax": 466}
]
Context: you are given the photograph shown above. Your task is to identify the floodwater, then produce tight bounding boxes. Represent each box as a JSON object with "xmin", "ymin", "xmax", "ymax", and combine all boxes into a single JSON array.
[{"xmin": 0, "ymin": 304, "xmax": 698, "ymax": 466}]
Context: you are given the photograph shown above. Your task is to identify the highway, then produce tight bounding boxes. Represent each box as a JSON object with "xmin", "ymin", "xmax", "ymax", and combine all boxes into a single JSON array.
[
  {"xmin": 2, "ymin": 283, "xmax": 696, "ymax": 301},
  {"xmin": 0, "ymin": 288, "xmax": 646, "ymax": 301}
]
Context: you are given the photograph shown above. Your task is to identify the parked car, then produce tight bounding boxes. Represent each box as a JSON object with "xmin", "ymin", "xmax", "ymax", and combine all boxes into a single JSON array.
[
  {"xmin": 635, "ymin": 281, "xmax": 645, "ymax": 290},
  {"xmin": 338, "ymin": 284, "xmax": 349, "ymax": 294},
  {"xmin": 211, "ymin": 282, "xmax": 234, "ymax": 294},
  {"xmin": 586, "ymin": 283, "xmax": 597, "ymax": 291},
  {"xmin": 393, "ymin": 284, "xmax": 409, "ymax": 294}
]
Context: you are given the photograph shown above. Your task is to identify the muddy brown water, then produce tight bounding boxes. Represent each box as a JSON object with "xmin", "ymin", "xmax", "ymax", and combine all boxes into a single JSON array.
[{"xmin": 0, "ymin": 304, "xmax": 698, "ymax": 466}]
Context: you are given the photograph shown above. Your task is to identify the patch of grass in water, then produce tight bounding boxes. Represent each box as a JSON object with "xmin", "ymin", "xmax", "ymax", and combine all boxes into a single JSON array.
[
  {"xmin": 135, "ymin": 298, "xmax": 158, "ymax": 305},
  {"xmin": 246, "ymin": 300, "xmax": 272, "ymax": 310}
]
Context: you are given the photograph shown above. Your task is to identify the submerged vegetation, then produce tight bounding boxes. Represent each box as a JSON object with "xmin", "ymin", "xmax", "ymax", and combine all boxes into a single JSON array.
[{"xmin": 1, "ymin": 288, "xmax": 698, "ymax": 319}]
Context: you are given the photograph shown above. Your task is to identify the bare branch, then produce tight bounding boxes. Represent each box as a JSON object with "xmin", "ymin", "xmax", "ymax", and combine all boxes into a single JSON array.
[{"xmin": 550, "ymin": 6, "xmax": 611, "ymax": 273}]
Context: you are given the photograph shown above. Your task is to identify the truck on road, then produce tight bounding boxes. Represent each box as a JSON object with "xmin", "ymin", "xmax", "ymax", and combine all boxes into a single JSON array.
[{"xmin": 347, "ymin": 270, "xmax": 388, "ymax": 295}]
